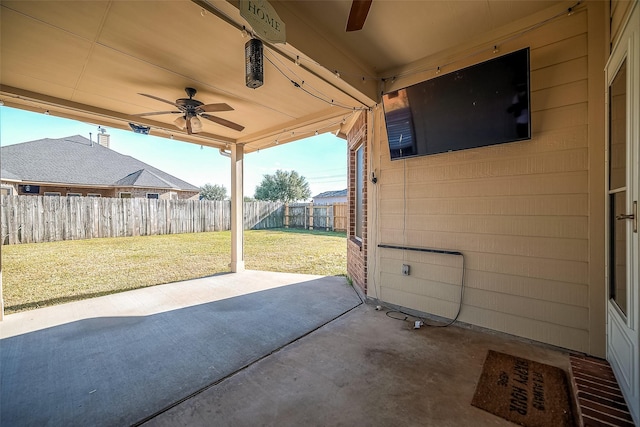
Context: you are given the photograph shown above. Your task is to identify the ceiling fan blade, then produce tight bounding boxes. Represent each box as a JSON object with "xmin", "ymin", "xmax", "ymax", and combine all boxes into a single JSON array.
[
  {"xmin": 201, "ymin": 114, "xmax": 245, "ymax": 132},
  {"xmin": 138, "ymin": 93, "xmax": 182, "ymax": 109},
  {"xmin": 199, "ymin": 103, "xmax": 234, "ymax": 113},
  {"xmin": 346, "ymin": 0, "xmax": 372, "ymax": 32},
  {"xmin": 134, "ymin": 110, "xmax": 181, "ymax": 117},
  {"xmin": 186, "ymin": 116, "xmax": 193, "ymax": 135}
]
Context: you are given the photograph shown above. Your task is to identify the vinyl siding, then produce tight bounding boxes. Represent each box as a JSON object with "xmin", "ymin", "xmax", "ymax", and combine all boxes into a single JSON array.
[
  {"xmin": 611, "ymin": 0, "xmax": 635, "ymax": 46},
  {"xmin": 371, "ymin": 5, "xmax": 601, "ymax": 352}
]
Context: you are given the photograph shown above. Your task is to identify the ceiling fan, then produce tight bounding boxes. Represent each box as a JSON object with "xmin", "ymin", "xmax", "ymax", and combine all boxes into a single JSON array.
[
  {"xmin": 135, "ymin": 87, "xmax": 245, "ymax": 134},
  {"xmin": 346, "ymin": 0, "xmax": 373, "ymax": 32}
]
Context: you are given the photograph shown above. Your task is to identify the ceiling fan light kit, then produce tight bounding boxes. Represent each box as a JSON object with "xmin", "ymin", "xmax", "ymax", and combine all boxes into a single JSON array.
[
  {"xmin": 173, "ymin": 115, "xmax": 187, "ymax": 130},
  {"xmin": 190, "ymin": 116, "xmax": 203, "ymax": 133}
]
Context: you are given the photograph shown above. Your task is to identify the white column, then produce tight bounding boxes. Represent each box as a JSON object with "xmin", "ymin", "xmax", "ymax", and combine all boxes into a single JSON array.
[{"xmin": 230, "ymin": 144, "xmax": 245, "ymax": 272}]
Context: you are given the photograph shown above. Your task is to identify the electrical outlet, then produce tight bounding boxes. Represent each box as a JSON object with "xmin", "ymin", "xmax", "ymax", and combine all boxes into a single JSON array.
[{"xmin": 402, "ymin": 264, "xmax": 410, "ymax": 276}]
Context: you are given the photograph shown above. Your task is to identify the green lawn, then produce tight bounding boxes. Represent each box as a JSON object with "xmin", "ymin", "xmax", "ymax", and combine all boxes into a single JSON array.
[{"xmin": 1, "ymin": 228, "xmax": 347, "ymax": 314}]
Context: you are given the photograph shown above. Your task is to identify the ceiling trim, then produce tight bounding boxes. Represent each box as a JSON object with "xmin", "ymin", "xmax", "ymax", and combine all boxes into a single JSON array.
[
  {"xmin": 0, "ymin": 85, "xmax": 237, "ymax": 147},
  {"xmin": 238, "ymin": 106, "xmax": 354, "ymax": 150}
]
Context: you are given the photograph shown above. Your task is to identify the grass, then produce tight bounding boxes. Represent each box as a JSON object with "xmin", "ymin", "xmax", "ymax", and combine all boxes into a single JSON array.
[{"xmin": 1, "ymin": 228, "xmax": 347, "ymax": 314}]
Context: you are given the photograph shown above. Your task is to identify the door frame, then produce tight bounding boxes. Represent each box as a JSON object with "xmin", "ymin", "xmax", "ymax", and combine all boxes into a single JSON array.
[{"xmin": 605, "ymin": 3, "xmax": 639, "ymax": 425}]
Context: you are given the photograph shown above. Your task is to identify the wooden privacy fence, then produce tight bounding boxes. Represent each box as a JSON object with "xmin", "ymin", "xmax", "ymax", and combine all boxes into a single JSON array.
[
  {"xmin": 285, "ymin": 202, "xmax": 347, "ymax": 232},
  {"xmin": 0, "ymin": 196, "xmax": 346, "ymax": 245},
  {"xmin": 0, "ymin": 195, "xmax": 283, "ymax": 245}
]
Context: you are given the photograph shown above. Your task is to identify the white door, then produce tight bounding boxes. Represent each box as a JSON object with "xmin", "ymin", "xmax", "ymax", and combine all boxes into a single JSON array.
[{"xmin": 606, "ymin": 3, "xmax": 639, "ymax": 424}]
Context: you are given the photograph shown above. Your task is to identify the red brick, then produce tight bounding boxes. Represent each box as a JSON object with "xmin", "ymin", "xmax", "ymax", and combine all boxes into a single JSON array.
[{"xmin": 580, "ymin": 407, "xmax": 635, "ymax": 427}]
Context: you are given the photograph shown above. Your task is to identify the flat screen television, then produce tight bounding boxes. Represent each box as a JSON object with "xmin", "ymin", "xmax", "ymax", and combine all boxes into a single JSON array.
[{"xmin": 382, "ymin": 47, "xmax": 531, "ymax": 160}]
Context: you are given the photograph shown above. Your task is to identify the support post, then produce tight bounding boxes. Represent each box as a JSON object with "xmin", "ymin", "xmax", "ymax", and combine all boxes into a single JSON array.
[
  {"xmin": 230, "ymin": 144, "xmax": 245, "ymax": 272},
  {"xmin": 284, "ymin": 203, "xmax": 289, "ymax": 228}
]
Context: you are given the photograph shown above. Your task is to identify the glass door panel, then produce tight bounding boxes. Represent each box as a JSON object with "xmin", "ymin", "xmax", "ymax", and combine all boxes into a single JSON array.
[{"xmin": 608, "ymin": 59, "xmax": 627, "ymax": 316}]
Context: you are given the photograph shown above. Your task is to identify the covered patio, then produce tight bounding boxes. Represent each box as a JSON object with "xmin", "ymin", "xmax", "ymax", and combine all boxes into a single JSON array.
[
  {"xmin": 2, "ymin": 0, "xmax": 639, "ymax": 423},
  {"xmin": 1, "ymin": 271, "xmax": 576, "ymax": 426}
]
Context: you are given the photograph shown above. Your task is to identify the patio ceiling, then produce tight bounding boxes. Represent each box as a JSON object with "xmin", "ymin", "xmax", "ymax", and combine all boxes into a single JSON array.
[{"xmin": 0, "ymin": 0, "xmax": 565, "ymax": 153}]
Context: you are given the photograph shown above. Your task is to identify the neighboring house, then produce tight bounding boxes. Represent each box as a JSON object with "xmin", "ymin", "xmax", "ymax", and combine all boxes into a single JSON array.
[
  {"xmin": 0, "ymin": 135, "xmax": 200, "ymax": 199},
  {"xmin": 312, "ymin": 189, "xmax": 347, "ymax": 205}
]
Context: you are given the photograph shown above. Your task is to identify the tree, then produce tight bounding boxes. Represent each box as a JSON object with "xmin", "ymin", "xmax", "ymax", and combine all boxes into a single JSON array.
[
  {"xmin": 254, "ymin": 170, "xmax": 311, "ymax": 203},
  {"xmin": 200, "ymin": 183, "xmax": 228, "ymax": 200}
]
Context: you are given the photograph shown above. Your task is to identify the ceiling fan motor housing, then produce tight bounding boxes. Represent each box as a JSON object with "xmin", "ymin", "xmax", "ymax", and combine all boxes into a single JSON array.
[
  {"xmin": 176, "ymin": 98, "xmax": 204, "ymax": 117},
  {"xmin": 245, "ymin": 39, "xmax": 264, "ymax": 89}
]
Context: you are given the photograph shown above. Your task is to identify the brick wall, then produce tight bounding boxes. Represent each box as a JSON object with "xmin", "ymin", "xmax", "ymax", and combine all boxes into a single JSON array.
[{"xmin": 347, "ymin": 112, "xmax": 368, "ymax": 294}]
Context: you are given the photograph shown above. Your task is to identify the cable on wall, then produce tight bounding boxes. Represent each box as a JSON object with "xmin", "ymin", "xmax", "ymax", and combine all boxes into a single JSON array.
[
  {"xmin": 402, "ymin": 148, "xmax": 407, "ymax": 264},
  {"xmin": 263, "ymin": 50, "xmax": 368, "ymax": 112},
  {"xmin": 378, "ymin": 244, "xmax": 466, "ymax": 328}
]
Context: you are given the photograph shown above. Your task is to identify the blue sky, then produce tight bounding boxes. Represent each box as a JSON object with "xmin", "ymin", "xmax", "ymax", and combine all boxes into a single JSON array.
[{"xmin": 0, "ymin": 107, "xmax": 347, "ymax": 198}]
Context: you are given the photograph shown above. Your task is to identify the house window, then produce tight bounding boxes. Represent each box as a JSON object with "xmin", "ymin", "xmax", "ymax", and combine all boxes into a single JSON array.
[
  {"xmin": 19, "ymin": 184, "xmax": 40, "ymax": 194},
  {"xmin": 67, "ymin": 193, "xmax": 81, "ymax": 197},
  {"xmin": 87, "ymin": 193, "xmax": 101, "ymax": 197},
  {"xmin": 146, "ymin": 193, "xmax": 159, "ymax": 199},
  {"xmin": 1, "ymin": 186, "xmax": 13, "ymax": 196},
  {"xmin": 44, "ymin": 192, "xmax": 61, "ymax": 197},
  {"xmin": 119, "ymin": 192, "xmax": 132, "ymax": 198},
  {"xmin": 355, "ymin": 144, "xmax": 364, "ymax": 240}
]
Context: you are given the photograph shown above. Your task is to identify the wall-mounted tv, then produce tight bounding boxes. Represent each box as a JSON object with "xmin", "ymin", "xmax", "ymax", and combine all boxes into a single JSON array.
[{"xmin": 382, "ymin": 47, "xmax": 531, "ymax": 160}]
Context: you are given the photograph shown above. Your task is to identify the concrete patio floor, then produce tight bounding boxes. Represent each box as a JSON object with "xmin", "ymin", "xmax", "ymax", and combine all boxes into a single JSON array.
[
  {"xmin": 0, "ymin": 271, "xmax": 362, "ymax": 426},
  {"xmin": 144, "ymin": 304, "xmax": 572, "ymax": 427},
  {"xmin": 1, "ymin": 270, "xmax": 574, "ymax": 426}
]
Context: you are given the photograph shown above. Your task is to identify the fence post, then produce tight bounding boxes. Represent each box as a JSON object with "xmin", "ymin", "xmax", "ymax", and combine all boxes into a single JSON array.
[
  {"xmin": 284, "ymin": 203, "xmax": 289, "ymax": 228},
  {"xmin": 326, "ymin": 205, "xmax": 330, "ymax": 231},
  {"xmin": 308, "ymin": 202, "xmax": 314, "ymax": 230}
]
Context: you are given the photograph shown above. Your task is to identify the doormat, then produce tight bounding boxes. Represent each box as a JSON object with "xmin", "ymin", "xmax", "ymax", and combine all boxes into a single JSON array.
[{"xmin": 471, "ymin": 350, "xmax": 576, "ymax": 427}]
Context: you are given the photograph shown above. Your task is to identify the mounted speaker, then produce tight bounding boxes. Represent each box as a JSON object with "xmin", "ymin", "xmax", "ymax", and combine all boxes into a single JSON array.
[{"xmin": 245, "ymin": 39, "xmax": 264, "ymax": 89}]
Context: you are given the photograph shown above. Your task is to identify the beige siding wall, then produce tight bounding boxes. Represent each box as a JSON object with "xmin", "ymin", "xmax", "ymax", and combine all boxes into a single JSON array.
[
  {"xmin": 611, "ymin": 0, "xmax": 636, "ymax": 46},
  {"xmin": 369, "ymin": 4, "xmax": 606, "ymax": 353}
]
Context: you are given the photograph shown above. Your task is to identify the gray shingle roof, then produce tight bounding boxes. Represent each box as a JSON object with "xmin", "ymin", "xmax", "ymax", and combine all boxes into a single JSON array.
[
  {"xmin": 0, "ymin": 168, "xmax": 22, "ymax": 181},
  {"xmin": 0, "ymin": 135, "xmax": 199, "ymax": 191},
  {"xmin": 313, "ymin": 189, "xmax": 347, "ymax": 198}
]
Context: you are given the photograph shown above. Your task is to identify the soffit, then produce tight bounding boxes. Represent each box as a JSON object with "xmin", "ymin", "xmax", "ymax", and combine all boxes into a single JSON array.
[
  {"xmin": 276, "ymin": 0, "xmax": 564, "ymax": 75},
  {"xmin": 1, "ymin": 0, "xmax": 567, "ymax": 152}
]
